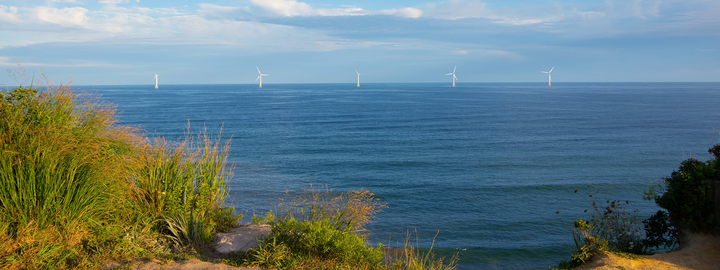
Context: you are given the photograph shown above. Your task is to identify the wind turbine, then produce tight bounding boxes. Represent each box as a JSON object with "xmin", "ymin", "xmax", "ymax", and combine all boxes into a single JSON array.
[
  {"xmin": 541, "ymin": 67, "xmax": 554, "ymax": 86},
  {"xmin": 446, "ymin": 66, "xmax": 457, "ymax": 87},
  {"xmin": 256, "ymin": 67, "xmax": 269, "ymax": 88},
  {"xmin": 355, "ymin": 70, "xmax": 361, "ymax": 87},
  {"xmin": 153, "ymin": 73, "xmax": 158, "ymax": 89}
]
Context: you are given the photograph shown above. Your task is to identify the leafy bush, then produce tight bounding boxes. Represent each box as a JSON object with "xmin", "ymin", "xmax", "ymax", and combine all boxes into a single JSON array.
[
  {"xmin": 641, "ymin": 210, "xmax": 677, "ymax": 253},
  {"xmin": 244, "ymin": 187, "xmax": 458, "ymax": 270},
  {"xmin": 246, "ymin": 187, "xmax": 387, "ymax": 269},
  {"xmin": 653, "ymin": 145, "xmax": 720, "ymax": 232}
]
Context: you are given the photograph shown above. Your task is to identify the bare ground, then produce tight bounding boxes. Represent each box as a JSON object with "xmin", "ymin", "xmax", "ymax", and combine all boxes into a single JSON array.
[{"xmin": 577, "ymin": 232, "xmax": 720, "ymax": 270}]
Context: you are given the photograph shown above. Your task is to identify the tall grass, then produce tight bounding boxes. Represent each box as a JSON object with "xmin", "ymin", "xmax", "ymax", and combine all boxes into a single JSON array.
[
  {"xmin": 0, "ymin": 83, "xmax": 240, "ymax": 269},
  {"xmin": 385, "ymin": 230, "xmax": 459, "ymax": 270},
  {"xmin": 133, "ymin": 124, "xmax": 239, "ymax": 248},
  {"xmin": 0, "ymin": 85, "xmax": 141, "ymax": 268}
]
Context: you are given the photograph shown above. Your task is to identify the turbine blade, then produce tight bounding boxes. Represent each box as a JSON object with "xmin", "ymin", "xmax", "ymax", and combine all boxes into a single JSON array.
[
  {"xmin": 453, "ymin": 66, "xmax": 457, "ymax": 73},
  {"xmin": 446, "ymin": 73, "xmax": 453, "ymax": 75},
  {"xmin": 550, "ymin": 67, "xmax": 554, "ymax": 73},
  {"xmin": 541, "ymin": 71, "xmax": 548, "ymax": 73},
  {"xmin": 257, "ymin": 67, "xmax": 261, "ymax": 74},
  {"xmin": 454, "ymin": 75, "xmax": 458, "ymax": 80},
  {"xmin": 255, "ymin": 76, "xmax": 260, "ymax": 82}
]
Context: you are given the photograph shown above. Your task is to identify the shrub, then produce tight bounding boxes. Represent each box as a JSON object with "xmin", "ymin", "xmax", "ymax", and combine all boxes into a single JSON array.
[
  {"xmin": 244, "ymin": 187, "xmax": 458, "ymax": 270},
  {"xmin": 654, "ymin": 144, "xmax": 720, "ymax": 232},
  {"xmin": 641, "ymin": 210, "xmax": 677, "ymax": 253},
  {"xmin": 246, "ymin": 187, "xmax": 387, "ymax": 269},
  {"xmin": 556, "ymin": 191, "xmax": 647, "ymax": 269}
]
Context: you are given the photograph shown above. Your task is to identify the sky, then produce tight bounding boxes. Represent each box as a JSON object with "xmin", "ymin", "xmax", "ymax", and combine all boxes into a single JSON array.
[{"xmin": 0, "ymin": 0, "xmax": 718, "ymax": 85}]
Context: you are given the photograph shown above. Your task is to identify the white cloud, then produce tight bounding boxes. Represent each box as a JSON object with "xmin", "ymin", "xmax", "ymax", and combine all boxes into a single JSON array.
[
  {"xmin": 249, "ymin": 0, "xmax": 313, "ymax": 17},
  {"xmin": 0, "ymin": 5, "xmax": 20, "ymax": 23},
  {"xmin": 198, "ymin": 3, "xmax": 251, "ymax": 19},
  {"xmin": 31, "ymin": 6, "xmax": 89, "ymax": 27},
  {"xmin": 418, "ymin": 0, "xmax": 555, "ymax": 26},
  {"xmin": 0, "ymin": 3, "xmax": 384, "ymax": 53},
  {"xmin": 246, "ymin": 0, "xmax": 419, "ymax": 18},
  {"xmin": 0, "ymin": 56, "xmax": 136, "ymax": 68},
  {"xmin": 380, "ymin": 8, "xmax": 423, "ymax": 19}
]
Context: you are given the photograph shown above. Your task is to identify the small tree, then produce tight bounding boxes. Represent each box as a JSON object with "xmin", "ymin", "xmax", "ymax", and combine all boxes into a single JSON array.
[{"xmin": 654, "ymin": 144, "xmax": 720, "ymax": 232}]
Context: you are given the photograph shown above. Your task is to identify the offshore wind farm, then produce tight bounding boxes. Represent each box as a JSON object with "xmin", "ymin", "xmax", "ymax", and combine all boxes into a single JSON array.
[
  {"xmin": 2, "ymin": 0, "xmax": 719, "ymax": 269},
  {"xmin": 154, "ymin": 65, "xmax": 559, "ymax": 88}
]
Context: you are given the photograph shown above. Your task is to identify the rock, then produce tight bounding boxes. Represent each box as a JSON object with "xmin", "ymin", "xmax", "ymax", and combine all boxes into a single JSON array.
[{"xmin": 214, "ymin": 225, "xmax": 272, "ymax": 254}]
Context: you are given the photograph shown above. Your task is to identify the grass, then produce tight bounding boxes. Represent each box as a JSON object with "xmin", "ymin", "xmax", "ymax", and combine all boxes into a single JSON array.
[{"xmin": 0, "ymin": 83, "xmax": 240, "ymax": 269}]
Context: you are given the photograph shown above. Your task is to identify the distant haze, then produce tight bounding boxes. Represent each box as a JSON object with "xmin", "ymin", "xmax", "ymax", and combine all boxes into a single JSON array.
[{"xmin": 0, "ymin": 0, "xmax": 718, "ymax": 85}]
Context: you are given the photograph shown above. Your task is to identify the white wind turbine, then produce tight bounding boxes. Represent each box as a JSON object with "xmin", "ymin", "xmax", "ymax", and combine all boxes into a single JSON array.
[
  {"xmin": 355, "ymin": 70, "xmax": 361, "ymax": 87},
  {"xmin": 541, "ymin": 67, "xmax": 554, "ymax": 86},
  {"xmin": 153, "ymin": 73, "xmax": 158, "ymax": 89},
  {"xmin": 446, "ymin": 66, "xmax": 458, "ymax": 87},
  {"xmin": 256, "ymin": 67, "xmax": 269, "ymax": 88}
]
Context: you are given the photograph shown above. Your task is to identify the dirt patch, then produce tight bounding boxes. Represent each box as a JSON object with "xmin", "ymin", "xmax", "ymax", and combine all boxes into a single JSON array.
[
  {"xmin": 577, "ymin": 232, "xmax": 720, "ymax": 270},
  {"xmin": 105, "ymin": 258, "xmax": 261, "ymax": 270},
  {"xmin": 105, "ymin": 225, "xmax": 270, "ymax": 270}
]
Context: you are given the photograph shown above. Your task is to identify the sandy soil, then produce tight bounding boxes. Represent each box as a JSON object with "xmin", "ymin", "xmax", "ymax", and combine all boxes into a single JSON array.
[
  {"xmin": 577, "ymin": 232, "xmax": 720, "ymax": 270},
  {"xmin": 104, "ymin": 259, "xmax": 262, "ymax": 270},
  {"xmin": 104, "ymin": 225, "xmax": 270, "ymax": 270}
]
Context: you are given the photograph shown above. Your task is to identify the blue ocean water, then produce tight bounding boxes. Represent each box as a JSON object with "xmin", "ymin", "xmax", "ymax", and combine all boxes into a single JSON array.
[{"xmin": 83, "ymin": 82, "xmax": 720, "ymax": 269}]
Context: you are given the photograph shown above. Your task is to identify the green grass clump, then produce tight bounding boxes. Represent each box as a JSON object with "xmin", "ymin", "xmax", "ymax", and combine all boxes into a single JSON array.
[
  {"xmin": 385, "ymin": 229, "xmax": 459, "ymax": 270},
  {"xmin": 133, "ymin": 125, "xmax": 240, "ymax": 248},
  {"xmin": 240, "ymin": 187, "xmax": 458, "ymax": 270},
  {"xmin": 0, "ymin": 83, "xmax": 240, "ymax": 269}
]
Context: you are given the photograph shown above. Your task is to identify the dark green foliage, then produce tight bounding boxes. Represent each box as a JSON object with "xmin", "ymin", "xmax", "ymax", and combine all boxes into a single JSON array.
[
  {"xmin": 641, "ymin": 210, "xmax": 678, "ymax": 253},
  {"xmin": 654, "ymin": 144, "xmax": 720, "ymax": 232}
]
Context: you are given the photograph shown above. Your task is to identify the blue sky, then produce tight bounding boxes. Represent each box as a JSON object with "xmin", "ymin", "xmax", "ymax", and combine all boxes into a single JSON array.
[{"xmin": 0, "ymin": 0, "xmax": 718, "ymax": 85}]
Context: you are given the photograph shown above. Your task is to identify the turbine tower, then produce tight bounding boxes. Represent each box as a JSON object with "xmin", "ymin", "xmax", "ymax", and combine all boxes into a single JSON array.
[
  {"xmin": 446, "ymin": 66, "xmax": 458, "ymax": 87},
  {"xmin": 541, "ymin": 67, "xmax": 554, "ymax": 86},
  {"xmin": 256, "ymin": 67, "xmax": 269, "ymax": 88},
  {"xmin": 153, "ymin": 73, "xmax": 158, "ymax": 89},
  {"xmin": 356, "ymin": 70, "xmax": 361, "ymax": 87}
]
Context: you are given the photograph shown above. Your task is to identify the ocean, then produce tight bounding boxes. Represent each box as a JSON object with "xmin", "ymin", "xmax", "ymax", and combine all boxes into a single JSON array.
[{"xmin": 82, "ymin": 82, "xmax": 720, "ymax": 269}]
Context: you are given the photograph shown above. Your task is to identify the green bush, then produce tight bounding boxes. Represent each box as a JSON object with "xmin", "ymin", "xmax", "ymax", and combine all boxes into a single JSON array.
[
  {"xmin": 245, "ymin": 188, "xmax": 387, "ymax": 269},
  {"xmin": 244, "ymin": 188, "xmax": 458, "ymax": 270},
  {"xmin": 654, "ymin": 144, "xmax": 720, "ymax": 232},
  {"xmin": 641, "ymin": 210, "xmax": 677, "ymax": 253},
  {"xmin": 262, "ymin": 218, "xmax": 384, "ymax": 267}
]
